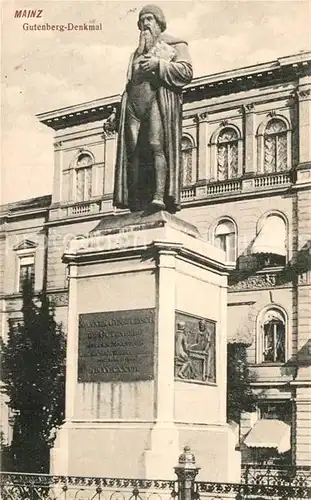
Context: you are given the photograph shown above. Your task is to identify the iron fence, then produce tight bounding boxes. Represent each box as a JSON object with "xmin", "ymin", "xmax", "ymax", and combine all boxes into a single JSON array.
[
  {"xmin": 0, "ymin": 473, "xmax": 177, "ymax": 500},
  {"xmin": 241, "ymin": 464, "xmax": 311, "ymax": 488},
  {"xmin": 196, "ymin": 480, "xmax": 310, "ymax": 499},
  {"xmin": 1, "ymin": 471, "xmax": 311, "ymax": 500}
]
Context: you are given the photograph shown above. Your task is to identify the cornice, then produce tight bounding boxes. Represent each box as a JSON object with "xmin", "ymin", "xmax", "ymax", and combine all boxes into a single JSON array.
[
  {"xmin": 183, "ymin": 52, "xmax": 311, "ymax": 102},
  {"xmin": 2, "ymin": 207, "xmax": 50, "ymax": 221},
  {"xmin": 0, "ymin": 195, "xmax": 51, "ymax": 221},
  {"xmin": 183, "ymin": 85, "xmax": 296, "ymax": 118},
  {"xmin": 37, "ymin": 95, "xmax": 120, "ymax": 131},
  {"xmin": 37, "ymin": 52, "xmax": 311, "ymax": 131}
]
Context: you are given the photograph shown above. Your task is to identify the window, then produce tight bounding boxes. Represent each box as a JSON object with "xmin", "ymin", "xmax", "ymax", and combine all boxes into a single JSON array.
[
  {"xmin": 259, "ymin": 401, "xmax": 292, "ymax": 425},
  {"xmin": 8, "ymin": 318, "xmax": 23, "ymax": 333},
  {"xmin": 19, "ymin": 255, "xmax": 35, "ymax": 291},
  {"xmin": 252, "ymin": 214, "xmax": 287, "ymax": 268},
  {"xmin": 261, "ymin": 309, "xmax": 286, "ymax": 363},
  {"xmin": 256, "ymin": 400, "xmax": 293, "ymax": 464},
  {"xmin": 257, "ymin": 117, "xmax": 291, "ymax": 174},
  {"xmin": 214, "ymin": 219, "xmax": 237, "ymax": 262},
  {"xmin": 264, "ymin": 119, "xmax": 288, "ymax": 173},
  {"xmin": 217, "ymin": 128, "xmax": 239, "ymax": 180},
  {"xmin": 75, "ymin": 153, "xmax": 93, "ymax": 202},
  {"xmin": 181, "ymin": 136, "xmax": 195, "ymax": 186}
]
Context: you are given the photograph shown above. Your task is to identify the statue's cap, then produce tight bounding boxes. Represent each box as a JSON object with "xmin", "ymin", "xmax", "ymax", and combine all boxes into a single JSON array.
[{"xmin": 138, "ymin": 4, "xmax": 167, "ymax": 32}]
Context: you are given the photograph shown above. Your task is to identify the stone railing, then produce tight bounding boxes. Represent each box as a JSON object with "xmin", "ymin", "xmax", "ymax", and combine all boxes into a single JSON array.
[
  {"xmin": 66, "ymin": 200, "xmax": 101, "ymax": 217},
  {"xmin": 206, "ymin": 179, "xmax": 242, "ymax": 195},
  {"xmin": 180, "ymin": 180, "xmax": 242, "ymax": 202},
  {"xmin": 180, "ymin": 172, "xmax": 292, "ymax": 204},
  {"xmin": 253, "ymin": 172, "xmax": 291, "ymax": 188},
  {"xmin": 180, "ymin": 186, "xmax": 196, "ymax": 201},
  {"xmin": 50, "ymin": 172, "xmax": 293, "ymax": 220},
  {"xmin": 71, "ymin": 203, "xmax": 91, "ymax": 215}
]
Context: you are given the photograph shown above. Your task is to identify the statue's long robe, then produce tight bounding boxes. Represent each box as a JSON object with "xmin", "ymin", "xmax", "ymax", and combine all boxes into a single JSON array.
[{"xmin": 113, "ymin": 33, "xmax": 193, "ymax": 212}]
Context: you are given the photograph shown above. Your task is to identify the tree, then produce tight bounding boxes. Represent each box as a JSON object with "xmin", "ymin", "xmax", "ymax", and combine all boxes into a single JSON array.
[
  {"xmin": 0, "ymin": 279, "xmax": 66, "ymax": 472},
  {"xmin": 227, "ymin": 342, "xmax": 257, "ymax": 423}
]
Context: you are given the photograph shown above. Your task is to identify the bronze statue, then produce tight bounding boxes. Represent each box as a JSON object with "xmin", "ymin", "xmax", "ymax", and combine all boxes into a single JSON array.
[{"xmin": 105, "ymin": 4, "xmax": 193, "ymax": 213}]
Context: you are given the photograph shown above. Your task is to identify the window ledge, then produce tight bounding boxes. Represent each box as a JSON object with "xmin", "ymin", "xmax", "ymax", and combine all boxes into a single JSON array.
[
  {"xmin": 251, "ymin": 363, "xmax": 287, "ymax": 367},
  {"xmin": 256, "ymin": 266, "xmax": 285, "ymax": 274}
]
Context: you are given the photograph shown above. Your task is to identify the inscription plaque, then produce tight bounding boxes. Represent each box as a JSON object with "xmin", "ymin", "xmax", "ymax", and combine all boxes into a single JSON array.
[{"xmin": 78, "ymin": 308, "xmax": 155, "ymax": 382}]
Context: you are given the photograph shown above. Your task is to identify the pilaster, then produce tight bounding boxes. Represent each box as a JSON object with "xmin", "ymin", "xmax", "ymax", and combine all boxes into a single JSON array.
[
  {"xmin": 53, "ymin": 141, "xmax": 63, "ymax": 203},
  {"xmin": 155, "ymin": 249, "xmax": 177, "ymax": 422},
  {"xmin": 103, "ymin": 131, "xmax": 117, "ymax": 195},
  {"xmin": 196, "ymin": 113, "xmax": 209, "ymax": 182},
  {"xmin": 65, "ymin": 264, "xmax": 79, "ymax": 421},
  {"xmin": 297, "ymin": 76, "xmax": 311, "ymax": 165},
  {"xmin": 92, "ymin": 161, "xmax": 105, "ymax": 198},
  {"xmin": 243, "ymin": 104, "xmax": 256, "ymax": 175},
  {"xmin": 295, "ymin": 387, "xmax": 311, "ymax": 466}
]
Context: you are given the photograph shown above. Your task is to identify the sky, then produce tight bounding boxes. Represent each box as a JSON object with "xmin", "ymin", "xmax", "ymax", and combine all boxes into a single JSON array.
[{"xmin": 1, "ymin": 0, "xmax": 310, "ymax": 204}]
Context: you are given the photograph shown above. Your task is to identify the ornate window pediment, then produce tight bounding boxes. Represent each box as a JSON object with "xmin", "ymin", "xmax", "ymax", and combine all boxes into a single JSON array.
[
  {"xmin": 13, "ymin": 239, "xmax": 37, "ymax": 251},
  {"xmin": 76, "ymin": 153, "xmax": 93, "ymax": 169}
]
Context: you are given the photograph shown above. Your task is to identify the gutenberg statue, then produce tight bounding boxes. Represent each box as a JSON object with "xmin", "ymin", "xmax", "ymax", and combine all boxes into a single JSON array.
[{"xmin": 105, "ymin": 4, "xmax": 193, "ymax": 213}]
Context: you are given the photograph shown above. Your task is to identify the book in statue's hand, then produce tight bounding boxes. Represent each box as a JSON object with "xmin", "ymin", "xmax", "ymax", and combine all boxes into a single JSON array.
[{"xmin": 148, "ymin": 41, "xmax": 177, "ymax": 61}]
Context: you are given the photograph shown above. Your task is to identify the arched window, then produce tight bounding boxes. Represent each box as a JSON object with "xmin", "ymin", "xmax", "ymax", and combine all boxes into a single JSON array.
[
  {"xmin": 251, "ymin": 214, "xmax": 287, "ymax": 267},
  {"xmin": 75, "ymin": 153, "xmax": 93, "ymax": 202},
  {"xmin": 181, "ymin": 136, "xmax": 194, "ymax": 186},
  {"xmin": 217, "ymin": 128, "xmax": 239, "ymax": 181},
  {"xmin": 260, "ymin": 309, "xmax": 286, "ymax": 363},
  {"xmin": 264, "ymin": 119, "xmax": 288, "ymax": 173},
  {"xmin": 214, "ymin": 219, "xmax": 237, "ymax": 262}
]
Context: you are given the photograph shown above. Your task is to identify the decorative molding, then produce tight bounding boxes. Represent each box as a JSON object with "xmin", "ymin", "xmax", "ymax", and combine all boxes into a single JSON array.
[
  {"xmin": 13, "ymin": 239, "xmax": 37, "ymax": 251},
  {"xmin": 298, "ymin": 271, "xmax": 311, "ymax": 285},
  {"xmin": 298, "ymin": 88, "xmax": 311, "ymax": 99},
  {"xmin": 243, "ymin": 103, "xmax": 255, "ymax": 113},
  {"xmin": 102, "ymin": 130, "xmax": 116, "ymax": 139},
  {"xmin": 48, "ymin": 291, "xmax": 69, "ymax": 307},
  {"xmin": 229, "ymin": 272, "xmax": 288, "ymax": 291},
  {"xmin": 291, "ymin": 87, "xmax": 311, "ymax": 101},
  {"xmin": 193, "ymin": 111, "xmax": 208, "ymax": 123},
  {"xmin": 267, "ymin": 110, "xmax": 277, "ymax": 118},
  {"xmin": 220, "ymin": 119, "xmax": 229, "ymax": 127},
  {"xmin": 53, "ymin": 141, "xmax": 62, "ymax": 149}
]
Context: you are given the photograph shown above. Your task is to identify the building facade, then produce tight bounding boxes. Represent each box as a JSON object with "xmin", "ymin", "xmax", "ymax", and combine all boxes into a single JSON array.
[{"xmin": 1, "ymin": 51, "xmax": 310, "ymax": 466}]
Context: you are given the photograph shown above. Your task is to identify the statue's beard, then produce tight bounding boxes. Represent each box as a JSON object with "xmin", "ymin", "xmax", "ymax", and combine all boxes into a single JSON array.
[{"xmin": 136, "ymin": 27, "xmax": 160, "ymax": 55}]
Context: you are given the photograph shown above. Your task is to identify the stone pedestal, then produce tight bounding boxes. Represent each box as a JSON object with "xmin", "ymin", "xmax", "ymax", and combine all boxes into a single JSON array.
[{"xmin": 51, "ymin": 211, "xmax": 240, "ymax": 482}]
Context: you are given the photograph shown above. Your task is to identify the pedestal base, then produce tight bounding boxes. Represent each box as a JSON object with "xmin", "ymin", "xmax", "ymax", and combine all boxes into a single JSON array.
[
  {"xmin": 54, "ymin": 211, "xmax": 241, "ymax": 482},
  {"xmin": 51, "ymin": 421, "xmax": 240, "ymax": 482}
]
